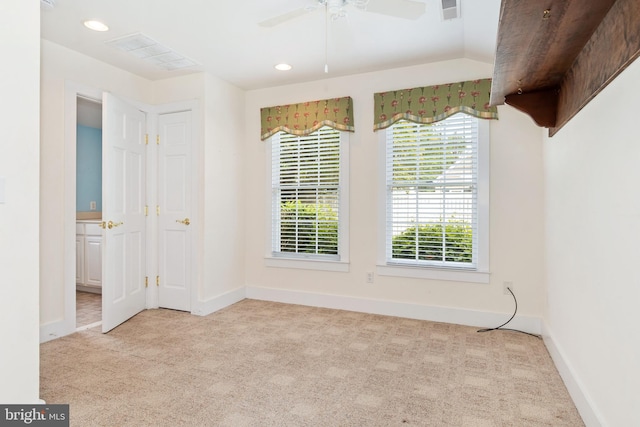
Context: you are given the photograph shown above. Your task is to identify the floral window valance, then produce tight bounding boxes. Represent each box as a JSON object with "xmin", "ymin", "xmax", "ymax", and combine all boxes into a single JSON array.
[
  {"xmin": 260, "ymin": 96, "xmax": 354, "ymax": 140},
  {"xmin": 373, "ymin": 79, "xmax": 498, "ymax": 130}
]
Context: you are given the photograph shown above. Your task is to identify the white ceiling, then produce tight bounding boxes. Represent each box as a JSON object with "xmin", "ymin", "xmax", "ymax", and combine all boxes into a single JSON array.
[{"xmin": 40, "ymin": 0, "xmax": 501, "ymax": 91}]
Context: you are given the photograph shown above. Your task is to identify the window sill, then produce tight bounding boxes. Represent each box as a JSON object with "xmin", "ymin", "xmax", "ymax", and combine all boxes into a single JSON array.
[
  {"xmin": 376, "ymin": 264, "xmax": 490, "ymax": 284},
  {"xmin": 265, "ymin": 257, "xmax": 350, "ymax": 272}
]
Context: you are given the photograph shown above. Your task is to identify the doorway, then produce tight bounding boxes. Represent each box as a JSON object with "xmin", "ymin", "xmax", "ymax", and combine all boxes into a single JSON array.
[{"xmin": 75, "ymin": 96, "xmax": 103, "ymax": 330}]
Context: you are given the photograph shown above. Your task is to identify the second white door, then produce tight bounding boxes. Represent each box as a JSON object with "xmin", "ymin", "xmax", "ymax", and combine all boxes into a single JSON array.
[{"xmin": 157, "ymin": 111, "xmax": 192, "ymax": 311}]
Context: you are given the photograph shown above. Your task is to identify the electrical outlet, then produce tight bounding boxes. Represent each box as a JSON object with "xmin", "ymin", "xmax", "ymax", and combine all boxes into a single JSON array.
[
  {"xmin": 90, "ymin": 201, "xmax": 97, "ymax": 211},
  {"xmin": 366, "ymin": 272, "xmax": 374, "ymax": 284},
  {"xmin": 503, "ymin": 281, "xmax": 514, "ymax": 295}
]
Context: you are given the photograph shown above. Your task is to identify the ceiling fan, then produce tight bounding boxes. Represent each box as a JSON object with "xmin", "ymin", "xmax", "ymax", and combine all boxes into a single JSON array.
[{"xmin": 258, "ymin": 0, "xmax": 427, "ymax": 27}]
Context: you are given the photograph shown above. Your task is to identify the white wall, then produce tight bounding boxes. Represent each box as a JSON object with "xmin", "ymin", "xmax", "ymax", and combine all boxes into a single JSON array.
[
  {"xmin": 544, "ymin": 58, "xmax": 640, "ymax": 426},
  {"xmin": 200, "ymin": 74, "xmax": 246, "ymax": 304},
  {"xmin": 244, "ymin": 59, "xmax": 545, "ymax": 329},
  {"xmin": 0, "ymin": 0, "xmax": 40, "ymax": 403}
]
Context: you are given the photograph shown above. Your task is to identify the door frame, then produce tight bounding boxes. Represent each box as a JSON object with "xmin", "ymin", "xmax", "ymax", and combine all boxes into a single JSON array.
[
  {"xmin": 62, "ymin": 82, "xmax": 103, "ymax": 335},
  {"xmin": 61, "ymin": 82, "xmax": 200, "ymax": 338},
  {"xmin": 145, "ymin": 100, "xmax": 200, "ymax": 312}
]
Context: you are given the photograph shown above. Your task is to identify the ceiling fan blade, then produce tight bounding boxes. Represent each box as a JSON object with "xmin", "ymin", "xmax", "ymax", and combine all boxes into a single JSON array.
[
  {"xmin": 258, "ymin": 7, "xmax": 311, "ymax": 27},
  {"xmin": 364, "ymin": 0, "xmax": 426, "ymax": 20}
]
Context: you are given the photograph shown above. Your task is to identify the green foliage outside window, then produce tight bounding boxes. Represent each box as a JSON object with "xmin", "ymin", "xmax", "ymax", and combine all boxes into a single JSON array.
[
  {"xmin": 280, "ymin": 201, "xmax": 338, "ymax": 255},
  {"xmin": 392, "ymin": 222, "xmax": 472, "ymax": 263}
]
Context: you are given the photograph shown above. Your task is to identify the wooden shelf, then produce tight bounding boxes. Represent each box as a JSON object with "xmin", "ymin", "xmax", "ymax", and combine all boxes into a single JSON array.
[{"xmin": 490, "ymin": 0, "xmax": 640, "ymax": 135}]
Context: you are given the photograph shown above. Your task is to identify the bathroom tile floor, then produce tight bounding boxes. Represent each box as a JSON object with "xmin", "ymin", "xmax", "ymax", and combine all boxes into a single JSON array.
[{"xmin": 76, "ymin": 291, "xmax": 101, "ymax": 327}]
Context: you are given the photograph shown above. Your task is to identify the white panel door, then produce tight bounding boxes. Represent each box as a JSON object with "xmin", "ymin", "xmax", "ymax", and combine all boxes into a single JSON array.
[
  {"xmin": 102, "ymin": 93, "xmax": 147, "ymax": 332},
  {"xmin": 158, "ymin": 111, "xmax": 192, "ymax": 311}
]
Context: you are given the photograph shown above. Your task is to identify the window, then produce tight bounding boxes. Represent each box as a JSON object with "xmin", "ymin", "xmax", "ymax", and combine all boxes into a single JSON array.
[
  {"xmin": 378, "ymin": 114, "xmax": 489, "ymax": 282},
  {"xmin": 267, "ymin": 126, "xmax": 349, "ymax": 271}
]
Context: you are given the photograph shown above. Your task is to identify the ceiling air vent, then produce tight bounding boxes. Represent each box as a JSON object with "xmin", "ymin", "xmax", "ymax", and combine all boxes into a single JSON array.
[
  {"xmin": 105, "ymin": 33, "xmax": 199, "ymax": 71},
  {"xmin": 441, "ymin": 0, "xmax": 459, "ymax": 20}
]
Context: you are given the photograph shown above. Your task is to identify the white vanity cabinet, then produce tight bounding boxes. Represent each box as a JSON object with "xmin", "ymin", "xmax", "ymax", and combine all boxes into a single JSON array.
[{"xmin": 76, "ymin": 221, "xmax": 103, "ymax": 290}]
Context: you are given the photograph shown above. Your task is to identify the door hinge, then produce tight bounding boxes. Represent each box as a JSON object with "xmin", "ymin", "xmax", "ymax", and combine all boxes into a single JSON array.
[
  {"xmin": 145, "ymin": 134, "xmax": 149, "ymax": 145},
  {"xmin": 145, "ymin": 205, "xmax": 148, "ymax": 216},
  {"xmin": 156, "ymin": 205, "xmax": 160, "ymax": 216},
  {"xmin": 156, "ymin": 135, "xmax": 160, "ymax": 145},
  {"xmin": 156, "ymin": 276, "xmax": 160, "ymax": 287},
  {"xmin": 145, "ymin": 276, "xmax": 148, "ymax": 288}
]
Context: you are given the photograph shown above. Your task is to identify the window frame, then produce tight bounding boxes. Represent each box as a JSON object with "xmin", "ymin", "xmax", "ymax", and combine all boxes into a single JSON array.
[
  {"xmin": 265, "ymin": 127, "xmax": 350, "ymax": 272},
  {"xmin": 376, "ymin": 115, "xmax": 490, "ymax": 283}
]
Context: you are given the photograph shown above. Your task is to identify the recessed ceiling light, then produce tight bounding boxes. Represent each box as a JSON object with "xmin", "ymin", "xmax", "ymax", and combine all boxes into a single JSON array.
[
  {"xmin": 275, "ymin": 63, "xmax": 292, "ymax": 71},
  {"xmin": 83, "ymin": 20, "xmax": 109, "ymax": 32}
]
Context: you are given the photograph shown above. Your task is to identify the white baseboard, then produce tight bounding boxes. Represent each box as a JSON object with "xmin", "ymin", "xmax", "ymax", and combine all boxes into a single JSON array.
[
  {"xmin": 40, "ymin": 318, "xmax": 75, "ymax": 343},
  {"xmin": 245, "ymin": 285, "xmax": 541, "ymax": 334},
  {"xmin": 191, "ymin": 286, "xmax": 246, "ymax": 317},
  {"xmin": 541, "ymin": 322, "xmax": 604, "ymax": 427}
]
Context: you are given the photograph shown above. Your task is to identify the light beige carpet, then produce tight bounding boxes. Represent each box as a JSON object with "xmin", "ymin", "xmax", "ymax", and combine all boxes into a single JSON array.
[{"xmin": 40, "ymin": 299, "xmax": 584, "ymax": 426}]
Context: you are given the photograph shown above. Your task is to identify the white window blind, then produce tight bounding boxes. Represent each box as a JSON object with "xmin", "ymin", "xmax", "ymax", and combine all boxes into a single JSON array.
[
  {"xmin": 271, "ymin": 127, "xmax": 342, "ymax": 260},
  {"xmin": 385, "ymin": 114, "xmax": 480, "ymax": 269}
]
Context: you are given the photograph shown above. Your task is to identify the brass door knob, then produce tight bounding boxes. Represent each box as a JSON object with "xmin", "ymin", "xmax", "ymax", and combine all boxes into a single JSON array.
[
  {"xmin": 107, "ymin": 220, "xmax": 124, "ymax": 229},
  {"xmin": 176, "ymin": 218, "xmax": 190, "ymax": 226}
]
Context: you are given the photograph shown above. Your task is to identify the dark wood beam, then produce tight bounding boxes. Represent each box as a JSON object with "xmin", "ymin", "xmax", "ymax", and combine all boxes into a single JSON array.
[
  {"xmin": 488, "ymin": 0, "xmax": 640, "ymax": 135},
  {"xmin": 550, "ymin": 0, "xmax": 640, "ymax": 135},
  {"xmin": 505, "ymin": 88, "xmax": 558, "ymax": 128},
  {"xmin": 491, "ymin": 0, "xmax": 616, "ymax": 107}
]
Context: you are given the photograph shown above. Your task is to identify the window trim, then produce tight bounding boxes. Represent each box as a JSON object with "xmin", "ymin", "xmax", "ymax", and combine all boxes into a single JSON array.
[
  {"xmin": 265, "ymin": 128, "xmax": 350, "ymax": 272},
  {"xmin": 376, "ymin": 117, "xmax": 490, "ymax": 283}
]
